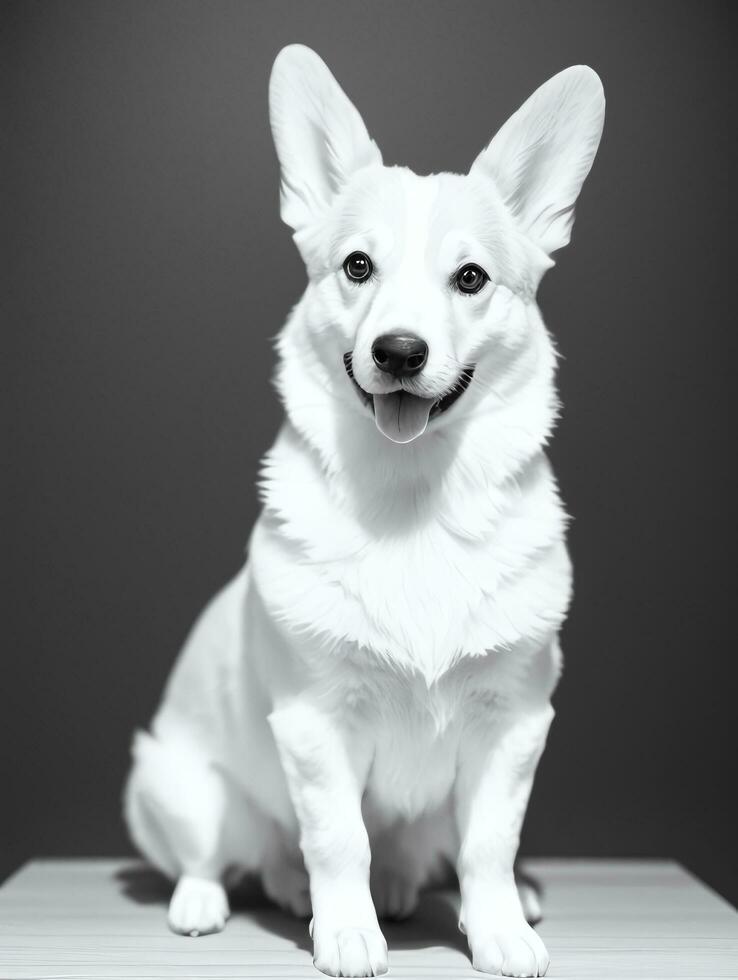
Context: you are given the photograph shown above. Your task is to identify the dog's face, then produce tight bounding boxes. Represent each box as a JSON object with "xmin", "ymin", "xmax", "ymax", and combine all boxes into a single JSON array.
[{"xmin": 270, "ymin": 46, "xmax": 604, "ymax": 444}]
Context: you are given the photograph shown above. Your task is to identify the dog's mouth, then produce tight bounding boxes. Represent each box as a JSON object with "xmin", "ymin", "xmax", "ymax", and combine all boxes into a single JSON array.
[{"xmin": 343, "ymin": 353, "xmax": 474, "ymax": 444}]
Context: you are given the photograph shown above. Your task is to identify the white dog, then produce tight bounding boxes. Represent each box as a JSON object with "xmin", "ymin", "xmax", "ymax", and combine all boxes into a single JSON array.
[{"xmin": 124, "ymin": 45, "xmax": 604, "ymax": 978}]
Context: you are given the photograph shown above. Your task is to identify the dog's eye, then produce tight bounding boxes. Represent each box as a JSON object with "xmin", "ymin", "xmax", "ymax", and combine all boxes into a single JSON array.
[
  {"xmin": 343, "ymin": 251, "xmax": 373, "ymax": 283},
  {"xmin": 454, "ymin": 263, "xmax": 488, "ymax": 295}
]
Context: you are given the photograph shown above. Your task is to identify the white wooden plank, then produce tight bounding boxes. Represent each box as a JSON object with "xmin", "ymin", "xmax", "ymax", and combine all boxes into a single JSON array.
[{"xmin": 0, "ymin": 859, "xmax": 735, "ymax": 979}]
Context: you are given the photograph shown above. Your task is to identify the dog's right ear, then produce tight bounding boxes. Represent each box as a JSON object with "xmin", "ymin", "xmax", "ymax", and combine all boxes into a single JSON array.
[
  {"xmin": 269, "ymin": 45, "xmax": 382, "ymax": 239},
  {"xmin": 470, "ymin": 66, "xmax": 605, "ymax": 256}
]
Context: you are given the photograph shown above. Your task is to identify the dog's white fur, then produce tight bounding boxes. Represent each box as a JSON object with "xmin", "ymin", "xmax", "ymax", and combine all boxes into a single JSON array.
[{"xmin": 124, "ymin": 45, "xmax": 604, "ymax": 978}]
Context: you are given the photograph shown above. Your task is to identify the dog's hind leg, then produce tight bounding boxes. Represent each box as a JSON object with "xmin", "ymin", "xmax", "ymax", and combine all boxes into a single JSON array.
[
  {"xmin": 123, "ymin": 729, "xmax": 265, "ymax": 937},
  {"xmin": 515, "ymin": 868, "xmax": 543, "ymax": 925}
]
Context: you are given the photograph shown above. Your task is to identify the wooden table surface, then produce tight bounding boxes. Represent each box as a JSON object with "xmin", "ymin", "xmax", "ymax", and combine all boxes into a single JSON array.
[{"xmin": 0, "ymin": 859, "xmax": 736, "ymax": 979}]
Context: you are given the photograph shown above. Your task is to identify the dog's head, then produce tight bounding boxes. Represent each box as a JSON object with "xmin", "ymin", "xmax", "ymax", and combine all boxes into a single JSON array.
[{"xmin": 269, "ymin": 45, "xmax": 604, "ymax": 446}]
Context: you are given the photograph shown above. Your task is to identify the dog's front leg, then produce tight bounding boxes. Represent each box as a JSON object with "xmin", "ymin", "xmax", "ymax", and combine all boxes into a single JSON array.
[
  {"xmin": 269, "ymin": 701, "xmax": 387, "ymax": 978},
  {"xmin": 455, "ymin": 700, "xmax": 554, "ymax": 978}
]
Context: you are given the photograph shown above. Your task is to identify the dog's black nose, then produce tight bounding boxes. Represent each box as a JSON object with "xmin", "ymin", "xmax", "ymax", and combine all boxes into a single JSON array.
[{"xmin": 371, "ymin": 334, "xmax": 428, "ymax": 377}]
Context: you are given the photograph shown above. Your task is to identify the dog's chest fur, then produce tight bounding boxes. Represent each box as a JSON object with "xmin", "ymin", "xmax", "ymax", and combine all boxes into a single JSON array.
[
  {"xmin": 252, "ymin": 421, "xmax": 571, "ymax": 685},
  {"xmin": 362, "ymin": 667, "xmax": 469, "ymax": 817}
]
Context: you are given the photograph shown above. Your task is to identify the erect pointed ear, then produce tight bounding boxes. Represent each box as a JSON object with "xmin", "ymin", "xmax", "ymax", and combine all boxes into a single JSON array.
[
  {"xmin": 470, "ymin": 66, "xmax": 605, "ymax": 255},
  {"xmin": 269, "ymin": 45, "xmax": 382, "ymax": 235}
]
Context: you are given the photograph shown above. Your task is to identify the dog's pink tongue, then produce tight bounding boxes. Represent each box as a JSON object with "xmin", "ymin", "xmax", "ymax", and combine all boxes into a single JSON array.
[{"xmin": 373, "ymin": 391, "xmax": 434, "ymax": 444}]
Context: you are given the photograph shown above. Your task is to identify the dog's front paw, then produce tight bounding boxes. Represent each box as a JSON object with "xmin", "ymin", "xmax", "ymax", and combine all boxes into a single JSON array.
[
  {"xmin": 168, "ymin": 875, "xmax": 229, "ymax": 937},
  {"xmin": 311, "ymin": 922, "xmax": 388, "ymax": 977},
  {"xmin": 468, "ymin": 920, "xmax": 549, "ymax": 977}
]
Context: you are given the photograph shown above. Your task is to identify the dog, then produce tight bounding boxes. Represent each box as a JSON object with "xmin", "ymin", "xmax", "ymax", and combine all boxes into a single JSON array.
[{"xmin": 123, "ymin": 44, "xmax": 604, "ymax": 978}]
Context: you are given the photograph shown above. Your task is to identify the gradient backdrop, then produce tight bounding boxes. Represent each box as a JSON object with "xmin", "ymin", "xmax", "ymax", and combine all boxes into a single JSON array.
[{"xmin": 4, "ymin": 0, "xmax": 737, "ymax": 903}]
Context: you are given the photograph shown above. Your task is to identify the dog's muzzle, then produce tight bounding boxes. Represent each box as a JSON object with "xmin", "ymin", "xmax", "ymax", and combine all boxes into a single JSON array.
[{"xmin": 343, "ymin": 352, "xmax": 474, "ymax": 444}]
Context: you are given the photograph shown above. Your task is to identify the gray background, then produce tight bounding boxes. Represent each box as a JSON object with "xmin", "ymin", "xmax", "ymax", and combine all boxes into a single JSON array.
[{"xmin": 4, "ymin": 0, "xmax": 737, "ymax": 904}]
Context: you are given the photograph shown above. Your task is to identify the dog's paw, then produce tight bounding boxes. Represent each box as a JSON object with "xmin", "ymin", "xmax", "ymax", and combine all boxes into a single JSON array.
[
  {"xmin": 312, "ymin": 924, "xmax": 388, "ymax": 977},
  {"xmin": 468, "ymin": 921, "xmax": 549, "ymax": 977},
  {"xmin": 168, "ymin": 875, "xmax": 229, "ymax": 937},
  {"xmin": 371, "ymin": 868, "xmax": 419, "ymax": 921},
  {"xmin": 262, "ymin": 860, "xmax": 312, "ymax": 917}
]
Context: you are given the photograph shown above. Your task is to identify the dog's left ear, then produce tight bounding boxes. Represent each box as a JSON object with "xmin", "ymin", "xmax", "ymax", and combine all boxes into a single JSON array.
[
  {"xmin": 269, "ymin": 45, "xmax": 382, "ymax": 238},
  {"xmin": 471, "ymin": 67, "xmax": 605, "ymax": 255}
]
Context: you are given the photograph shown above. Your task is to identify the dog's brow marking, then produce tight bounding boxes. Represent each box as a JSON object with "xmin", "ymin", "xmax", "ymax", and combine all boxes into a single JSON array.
[{"xmin": 397, "ymin": 172, "xmax": 439, "ymax": 276}]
